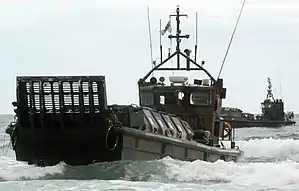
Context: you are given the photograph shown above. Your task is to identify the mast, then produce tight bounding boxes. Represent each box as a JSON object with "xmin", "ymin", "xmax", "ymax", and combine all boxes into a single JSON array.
[
  {"xmin": 169, "ymin": 5, "xmax": 189, "ymax": 69},
  {"xmin": 139, "ymin": 5, "xmax": 216, "ymax": 84},
  {"xmin": 266, "ymin": 77, "xmax": 275, "ymax": 101}
]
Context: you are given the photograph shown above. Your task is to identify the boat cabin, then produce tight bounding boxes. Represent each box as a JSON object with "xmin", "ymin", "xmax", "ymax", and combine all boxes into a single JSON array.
[
  {"xmin": 139, "ymin": 76, "xmax": 227, "ymax": 145},
  {"xmin": 139, "ymin": 76, "xmax": 226, "ymax": 133},
  {"xmin": 261, "ymin": 98, "xmax": 284, "ymax": 121},
  {"xmin": 219, "ymin": 107, "xmax": 243, "ymax": 119}
]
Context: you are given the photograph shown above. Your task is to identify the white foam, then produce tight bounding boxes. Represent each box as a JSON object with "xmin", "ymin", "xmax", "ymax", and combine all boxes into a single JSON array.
[
  {"xmin": 161, "ymin": 157, "xmax": 299, "ymax": 189},
  {"xmin": 0, "ymin": 156, "xmax": 64, "ymax": 181},
  {"xmin": 235, "ymin": 138, "xmax": 299, "ymax": 160}
]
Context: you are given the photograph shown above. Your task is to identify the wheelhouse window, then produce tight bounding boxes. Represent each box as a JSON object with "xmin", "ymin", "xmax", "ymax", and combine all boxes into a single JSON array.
[
  {"xmin": 141, "ymin": 91, "xmax": 154, "ymax": 106},
  {"xmin": 160, "ymin": 92, "xmax": 176, "ymax": 105},
  {"xmin": 160, "ymin": 95, "xmax": 165, "ymax": 105},
  {"xmin": 190, "ymin": 90, "xmax": 212, "ymax": 105},
  {"xmin": 262, "ymin": 103, "xmax": 272, "ymax": 108}
]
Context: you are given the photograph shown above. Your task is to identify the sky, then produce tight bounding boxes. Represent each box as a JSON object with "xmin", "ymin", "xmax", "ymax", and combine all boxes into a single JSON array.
[{"xmin": 0, "ymin": 0, "xmax": 298, "ymax": 114}]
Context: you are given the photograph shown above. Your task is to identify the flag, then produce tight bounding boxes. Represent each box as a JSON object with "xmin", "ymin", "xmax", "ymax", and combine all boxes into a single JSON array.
[{"xmin": 161, "ymin": 19, "xmax": 172, "ymax": 35}]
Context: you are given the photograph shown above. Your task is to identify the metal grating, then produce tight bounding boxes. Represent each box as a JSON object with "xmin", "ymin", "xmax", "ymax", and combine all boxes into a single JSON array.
[
  {"xmin": 16, "ymin": 76, "xmax": 107, "ymax": 129},
  {"xmin": 20, "ymin": 76, "xmax": 106, "ymax": 113}
]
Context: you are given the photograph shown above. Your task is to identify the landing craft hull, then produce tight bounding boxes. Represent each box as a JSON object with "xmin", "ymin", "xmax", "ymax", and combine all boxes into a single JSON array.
[
  {"xmin": 7, "ymin": 75, "xmax": 243, "ymax": 167},
  {"xmin": 224, "ymin": 119, "xmax": 296, "ymax": 129},
  {"xmin": 118, "ymin": 127, "xmax": 242, "ymax": 162},
  {"xmin": 9, "ymin": 126, "xmax": 242, "ymax": 166}
]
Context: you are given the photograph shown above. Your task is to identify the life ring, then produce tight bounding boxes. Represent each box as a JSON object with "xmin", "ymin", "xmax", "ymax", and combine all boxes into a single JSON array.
[
  {"xmin": 221, "ymin": 121, "xmax": 232, "ymax": 139},
  {"xmin": 105, "ymin": 119, "xmax": 119, "ymax": 151}
]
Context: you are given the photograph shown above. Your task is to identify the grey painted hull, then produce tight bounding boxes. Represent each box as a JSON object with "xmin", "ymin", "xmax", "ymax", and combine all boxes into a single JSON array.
[
  {"xmin": 119, "ymin": 127, "xmax": 242, "ymax": 163},
  {"xmin": 224, "ymin": 119, "xmax": 296, "ymax": 129},
  {"xmin": 11, "ymin": 126, "xmax": 242, "ymax": 166}
]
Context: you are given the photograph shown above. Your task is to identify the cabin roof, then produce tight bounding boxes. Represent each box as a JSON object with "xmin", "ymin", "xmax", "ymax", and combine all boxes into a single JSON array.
[
  {"xmin": 140, "ymin": 84, "xmax": 217, "ymax": 91},
  {"xmin": 221, "ymin": 107, "xmax": 243, "ymax": 113}
]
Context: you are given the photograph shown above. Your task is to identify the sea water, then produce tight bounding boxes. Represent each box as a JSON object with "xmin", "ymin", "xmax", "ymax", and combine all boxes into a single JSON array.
[{"xmin": 0, "ymin": 114, "xmax": 298, "ymax": 191}]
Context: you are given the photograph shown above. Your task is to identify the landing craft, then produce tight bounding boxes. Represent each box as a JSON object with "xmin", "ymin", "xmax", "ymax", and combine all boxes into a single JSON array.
[
  {"xmin": 5, "ymin": 6, "xmax": 244, "ymax": 166},
  {"xmin": 219, "ymin": 77, "xmax": 296, "ymax": 128}
]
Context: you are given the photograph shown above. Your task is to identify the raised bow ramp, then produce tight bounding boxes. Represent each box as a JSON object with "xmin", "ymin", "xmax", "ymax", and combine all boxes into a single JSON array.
[{"xmin": 11, "ymin": 75, "xmax": 111, "ymax": 165}]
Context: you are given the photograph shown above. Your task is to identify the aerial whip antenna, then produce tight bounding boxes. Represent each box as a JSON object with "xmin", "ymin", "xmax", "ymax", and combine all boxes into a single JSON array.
[
  {"xmin": 279, "ymin": 72, "xmax": 283, "ymax": 99},
  {"xmin": 194, "ymin": 12, "xmax": 198, "ymax": 63},
  {"xmin": 146, "ymin": 6, "xmax": 154, "ymax": 76},
  {"xmin": 217, "ymin": 0, "xmax": 246, "ymax": 80},
  {"xmin": 159, "ymin": 18, "xmax": 163, "ymax": 64}
]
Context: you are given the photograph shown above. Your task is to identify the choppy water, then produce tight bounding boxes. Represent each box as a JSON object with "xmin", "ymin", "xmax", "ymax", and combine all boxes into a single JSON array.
[{"xmin": 0, "ymin": 115, "xmax": 298, "ymax": 191}]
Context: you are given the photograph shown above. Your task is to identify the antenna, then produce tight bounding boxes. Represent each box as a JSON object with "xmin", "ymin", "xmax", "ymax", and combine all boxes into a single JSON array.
[
  {"xmin": 146, "ymin": 6, "xmax": 154, "ymax": 72},
  {"xmin": 194, "ymin": 12, "xmax": 198, "ymax": 63},
  {"xmin": 217, "ymin": 0, "xmax": 246, "ymax": 80},
  {"xmin": 159, "ymin": 19, "xmax": 163, "ymax": 64},
  {"xmin": 279, "ymin": 72, "xmax": 283, "ymax": 99},
  {"xmin": 140, "ymin": 6, "xmax": 217, "ymax": 83},
  {"xmin": 169, "ymin": 5, "xmax": 189, "ymax": 68}
]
